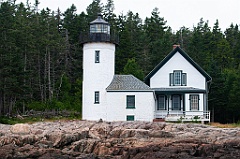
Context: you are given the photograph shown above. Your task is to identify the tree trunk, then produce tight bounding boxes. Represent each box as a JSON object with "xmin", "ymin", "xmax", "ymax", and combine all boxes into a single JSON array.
[
  {"xmin": 47, "ymin": 46, "xmax": 52, "ymax": 101},
  {"xmin": 44, "ymin": 52, "xmax": 47, "ymax": 102},
  {"xmin": 38, "ymin": 53, "xmax": 44, "ymax": 102},
  {"xmin": 0, "ymin": 90, "xmax": 3, "ymax": 116}
]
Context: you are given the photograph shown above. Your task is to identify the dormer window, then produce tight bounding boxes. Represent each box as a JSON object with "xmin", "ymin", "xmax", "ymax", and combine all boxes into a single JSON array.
[{"xmin": 170, "ymin": 70, "xmax": 187, "ymax": 86}]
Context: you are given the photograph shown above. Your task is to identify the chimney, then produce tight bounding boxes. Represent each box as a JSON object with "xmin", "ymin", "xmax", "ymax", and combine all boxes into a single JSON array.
[{"xmin": 173, "ymin": 44, "xmax": 180, "ymax": 50}]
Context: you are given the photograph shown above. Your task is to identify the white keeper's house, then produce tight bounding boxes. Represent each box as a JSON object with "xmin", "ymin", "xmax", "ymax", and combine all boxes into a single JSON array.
[{"xmin": 80, "ymin": 14, "xmax": 212, "ymax": 123}]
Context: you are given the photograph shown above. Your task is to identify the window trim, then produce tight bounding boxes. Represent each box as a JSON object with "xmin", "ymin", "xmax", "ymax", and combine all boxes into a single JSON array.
[
  {"xmin": 190, "ymin": 94, "xmax": 199, "ymax": 110},
  {"xmin": 126, "ymin": 95, "xmax": 135, "ymax": 109},
  {"xmin": 94, "ymin": 91, "xmax": 100, "ymax": 104},
  {"xmin": 95, "ymin": 50, "xmax": 100, "ymax": 63}
]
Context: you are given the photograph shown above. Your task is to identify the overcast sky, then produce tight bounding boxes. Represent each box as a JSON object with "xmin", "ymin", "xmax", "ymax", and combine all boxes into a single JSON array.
[{"xmin": 16, "ymin": 0, "xmax": 240, "ymax": 31}]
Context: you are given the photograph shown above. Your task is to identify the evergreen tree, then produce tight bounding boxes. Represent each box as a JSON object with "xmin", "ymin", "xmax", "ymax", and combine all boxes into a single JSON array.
[
  {"xmin": 63, "ymin": 4, "xmax": 78, "ymax": 43},
  {"xmin": 174, "ymin": 27, "xmax": 192, "ymax": 50},
  {"xmin": 211, "ymin": 20, "xmax": 231, "ymax": 70},
  {"xmin": 0, "ymin": 1, "xmax": 20, "ymax": 115},
  {"xmin": 123, "ymin": 58, "xmax": 144, "ymax": 80},
  {"xmin": 0, "ymin": 0, "xmax": 240, "ymax": 123},
  {"xmin": 143, "ymin": 8, "xmax": 170, "ymax": 72},
  {"xmin": 86, "ymin": 0, "xmax": 103, "ymax": 22},
  {"xmin": 115, "ymin": 11, "xmax": 144, "ymax": 73},
  {"xmin": 188, "ymin": 18, "xmax": 212, "ymax": 68},
  {"xmin": 103, "ymin": 0, "xmax": 116, "ymax": 26},
  {"xmin": 223, "ymin": 69, "xmax": 240, "ymax": 123},
  {"xmin": 225, "ymin": 24, "xmax": 240, "ymax": 68}
]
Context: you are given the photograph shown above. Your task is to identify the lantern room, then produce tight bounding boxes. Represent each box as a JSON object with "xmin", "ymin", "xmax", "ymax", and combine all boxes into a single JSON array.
[
  {"xmin": 90, "ymin": 13, "xmax": 110, "ymax": 35},
  {"xmin": 79, "ymin": 14, "xmax": 118, "ymax": 45},
  {"xmin": 89, "ymin": 13, "xmax": 110, "ymax": 42}
]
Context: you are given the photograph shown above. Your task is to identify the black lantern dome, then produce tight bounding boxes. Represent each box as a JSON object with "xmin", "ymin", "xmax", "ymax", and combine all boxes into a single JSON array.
[{"xmin": 80, "ymin": 14, "xmax": 118, "ymax": 45}]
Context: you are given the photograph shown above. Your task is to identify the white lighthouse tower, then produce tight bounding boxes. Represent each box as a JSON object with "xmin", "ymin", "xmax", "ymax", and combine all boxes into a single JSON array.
[{"xmin": 81, "ymin": 14, "xmax": 118, "ymax": 120}]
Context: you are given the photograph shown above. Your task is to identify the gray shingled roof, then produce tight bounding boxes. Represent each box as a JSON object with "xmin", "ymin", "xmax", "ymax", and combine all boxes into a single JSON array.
[{"xmin": 106, "ymin": 75, "xmax": 152, "ymax": 91}]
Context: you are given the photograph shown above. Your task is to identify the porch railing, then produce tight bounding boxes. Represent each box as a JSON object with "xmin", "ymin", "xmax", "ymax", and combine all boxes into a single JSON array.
[{"xmin": 154, "ymin": 111, "xmax": 210, "ymax": 122}]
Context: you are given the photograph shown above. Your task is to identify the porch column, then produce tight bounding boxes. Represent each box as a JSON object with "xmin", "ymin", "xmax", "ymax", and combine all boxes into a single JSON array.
[
  {"xmin": 182, "ymin": 94, "xmax": 185, "ymax": 114},
  {"xmin": 167, "ymin": 95, "xmax": 170, "ymax": 113}
]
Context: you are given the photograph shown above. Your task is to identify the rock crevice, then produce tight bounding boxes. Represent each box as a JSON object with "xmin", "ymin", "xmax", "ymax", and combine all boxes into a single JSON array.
[{"xmin": 0, "ymin": 121, "xmax": 239, "ymax": 158}]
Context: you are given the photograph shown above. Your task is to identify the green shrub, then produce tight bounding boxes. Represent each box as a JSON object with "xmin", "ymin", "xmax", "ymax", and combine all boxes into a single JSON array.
[{"xmin": 27, "ymin": 101, "xmax": 46, "ymax": 111}]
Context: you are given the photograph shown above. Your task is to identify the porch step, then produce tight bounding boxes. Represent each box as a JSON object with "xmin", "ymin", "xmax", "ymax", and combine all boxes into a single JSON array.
[{"xmin": 153, "ymin": 118, "xmax": 165, "ymax": 122}]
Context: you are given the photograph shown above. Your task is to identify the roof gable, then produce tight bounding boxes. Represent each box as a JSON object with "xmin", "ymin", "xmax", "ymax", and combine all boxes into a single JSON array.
[
  {"xmin": 106, "ymin": 75, "xmax": 152, "ymax": 92},
  {"xmin": 144, "ymin": 47, "xmax": 212, "ymax": 85}
]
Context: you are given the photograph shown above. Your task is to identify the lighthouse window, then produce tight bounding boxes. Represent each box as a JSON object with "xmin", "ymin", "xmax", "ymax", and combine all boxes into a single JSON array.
[
  {"xmin": 94, "ymin": 91, "xmax": 100, "ymax": 104},
  {"xmin": 96, "ymin": 24, "xmax": 101, "ymax": 33},
  {"xmin": 103, "ymin": 25, "xmax": 108, "ymax": 33},
  {"xmin": 95, "ymin": 50, "xmax": 100, "ymax": 63},
  {"xmin": 90, "ymin": 25, "xmax": 96, "ymax": 33}
]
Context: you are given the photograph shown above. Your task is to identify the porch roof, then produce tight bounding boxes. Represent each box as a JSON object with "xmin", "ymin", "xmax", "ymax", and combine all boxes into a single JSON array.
[{"xmin": 153, "ymin": 87, "xmax": 206, "ymax": 94}]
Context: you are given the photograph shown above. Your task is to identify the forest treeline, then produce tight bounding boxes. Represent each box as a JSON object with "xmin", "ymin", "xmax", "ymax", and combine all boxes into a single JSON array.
[{"xmin": 0, "ymin": 0, "xmax": 240, "ymax": 123}]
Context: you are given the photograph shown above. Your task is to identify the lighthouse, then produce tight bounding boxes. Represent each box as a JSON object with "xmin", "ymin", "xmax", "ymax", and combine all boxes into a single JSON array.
[{"xmin": 81, "ymin": 14, "xmax": 118, "ymax": 120}]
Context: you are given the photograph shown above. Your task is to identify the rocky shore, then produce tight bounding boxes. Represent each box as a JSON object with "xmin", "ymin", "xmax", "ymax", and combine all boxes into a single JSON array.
[{"xmin": 0, "ymin": 120, "xmax": 239, "ymax": 159}]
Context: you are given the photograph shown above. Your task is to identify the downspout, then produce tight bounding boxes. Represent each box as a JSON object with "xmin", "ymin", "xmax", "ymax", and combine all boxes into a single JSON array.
[
  {"xmin": 206, "ymin": 79, "xmax": 212, "ymax": 111},
  {"xmin": 153, "ymin": 90, "xmax": 157, "ymax": 101},
  {"xmin": 153, "ymin": 90, "xmax": 157, "ymax": 119},
  {"xmin": 206, "ymin": 79, "xmax": 212, "ymax": 122}
]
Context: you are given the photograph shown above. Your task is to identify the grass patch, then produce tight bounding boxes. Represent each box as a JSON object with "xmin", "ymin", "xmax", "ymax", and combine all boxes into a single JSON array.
[
  {"xmin": 210, "ymin": 122, "xmax": 240, "ymax": 128},
  {"xmin": 0, "ymin": 114, "xmax": 82, "ymax": 125},
  {"xmin": 0, "ymin": 116, "xmax": 42, "ymax": 125}
]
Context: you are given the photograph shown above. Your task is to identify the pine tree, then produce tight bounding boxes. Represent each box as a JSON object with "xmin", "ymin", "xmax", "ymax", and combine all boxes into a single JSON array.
[
  {"xmin": 143, "ymin": 8, "xmax": 170, "ymax": 72},
  {"xmin": 86, "ymin": 0, "xmax": 103, "ymax": 22},
  {"xmin": 225, "ymin": 24, "xmax": 240, "ymax": 68},
  {"xmin": 115, "ymin": 11, "xmax": 144, "ymax": 73},
  {"xmin": 123, "ymin": 58, "xmax": 144, "ymax": 80}
]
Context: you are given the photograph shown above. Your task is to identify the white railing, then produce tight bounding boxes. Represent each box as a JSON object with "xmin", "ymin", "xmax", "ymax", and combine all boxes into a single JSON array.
[{"xmin": 154, "ymin": 111, "xmax": 210, "ymax": 122}]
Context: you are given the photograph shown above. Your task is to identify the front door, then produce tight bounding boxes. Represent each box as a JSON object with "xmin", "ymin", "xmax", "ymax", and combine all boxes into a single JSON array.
[{"xmin": 172, "ymin": 95, "xmax": 181, "ymax": 110}]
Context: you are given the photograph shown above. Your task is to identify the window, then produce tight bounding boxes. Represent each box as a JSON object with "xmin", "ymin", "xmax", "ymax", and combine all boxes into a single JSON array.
[
  {"xmin": 94, "ymin": 91, "xmax": 100, "ymax": 104},
  {"xmin": 170, "ymin": 70, "xmax": 187, "ymax": 86},
  {"xmin": 157, "ymin": 95, "xmax": 166, "ymax": 110},
  {"xmin": 95, "ymin": 50, "xmax": 100, "ymax": 63},
  {"xmin": 174, "ymin": 71, "xmax": 181, "ymax": 85},
  {"xmin": 90, "ymin": 25, "xmax": 96, "ymax": 33},
  {"xmin": 172, "ymin": 95, "xmax": 181, "ymax": 110},
  {"xmin": 190, "ymin": 95, "xmax": 199, "ymax": 110},
  {"xmin": 90, "ymin": 24, "xmax": 110, "ymax": 34},
  {"xmin": 126, "ymin": 115, "xmax": 135, "ymax": 121},
  {"xmin": 126, "ymin": 95, "xmax": 135, "ymax": 109},
  {"xmin": 96, "ymin": 24, "xmax": 102, "ymax": 33}
]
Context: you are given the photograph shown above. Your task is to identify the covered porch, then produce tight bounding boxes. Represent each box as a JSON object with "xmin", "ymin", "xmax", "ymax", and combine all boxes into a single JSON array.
[
  {"xmin": 155, "ymin": 110, "xmax": 210, "ymax": 123},
  {"xmin": 153, "ymin": 87, "xmax": 210, "ymax": 123}
]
